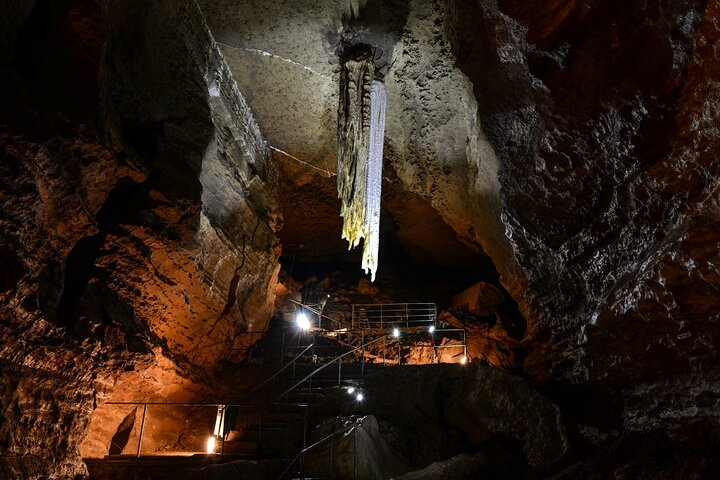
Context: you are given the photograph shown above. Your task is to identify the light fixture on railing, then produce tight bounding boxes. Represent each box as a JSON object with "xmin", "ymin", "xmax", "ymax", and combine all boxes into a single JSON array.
[
  {"xmin": 460, "ymin": 356, "xmax": 467, "ymax": 365},
  {"xmin": 428, "ymin": 325, "xmax": 435, "ymax": 333},
  {"xmin": 347, "ymin": 386, "xmax": 356, "ymax": 394},
  {"xmin": 206, "ymin": 436, "xmax": 216, "ymax": 454},
  {"xmin": 296, "ymin": 312, "xmax": 311, "ymax": 331},
  {"xmin": 356, "ymin": 392, "xmax": 364, "ymax": 402},
  {"xmin": 392, "ymin": 327, "xmax": 400, "ymax": 339}
]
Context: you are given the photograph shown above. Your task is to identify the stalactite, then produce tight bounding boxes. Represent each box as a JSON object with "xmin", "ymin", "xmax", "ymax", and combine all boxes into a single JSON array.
[
  {"xmin": 338, "ymin": 48, "xmax": 373, "ymax": 250},
  {"xmin": 362, "ymin": 80, "xmax": 386, "ymax": 281},
  {"xmin": 337, "ymin": 46, "xmax": 386, "ymax": 281}
]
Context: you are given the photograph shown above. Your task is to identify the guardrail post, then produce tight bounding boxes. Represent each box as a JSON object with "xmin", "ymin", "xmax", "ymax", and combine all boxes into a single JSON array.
[
  {"xmin": 353, "ymin": 424, "xmax": 358, "ymax": 480},
  {"xmin": 398, "ymin": 337, "xmax": 401, "ymax": 365},
  {"xmin": 136, "ymin": 403, "xmax": 147, "ymax": 460},
  {"xmin": 220, "ymin": 405, "xmax": 226, "ymax": 456},
  {"xmin": 303, "ymin": 406, "xmax": 308, "ymax": 450},
  {"xmin": 361, "ymin": 331, "xmax": 365, "ymax": 376},
  {"xmin": 338, "ymin": 357, "xmax": 342, "ymax": 386}
]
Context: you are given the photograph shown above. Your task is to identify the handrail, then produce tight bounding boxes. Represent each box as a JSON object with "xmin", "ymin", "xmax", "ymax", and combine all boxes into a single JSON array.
[
  {"xmin": 351, "ymin": 302, "xmax": 437, "ymax": 329},
  {"xmin": 277, "ymin": 422, "xmax": 356, "ymax": 480},
  {"xmin": 95, "ymin": 401, "xmax": 309, "ymax": 460},
  {"xmin": 236, "ymin": 342, "xmax": 314, "ymax": 402},
  {"xmin": 273, "ymin": 335, "xmax": 388, "ymax": 403}
]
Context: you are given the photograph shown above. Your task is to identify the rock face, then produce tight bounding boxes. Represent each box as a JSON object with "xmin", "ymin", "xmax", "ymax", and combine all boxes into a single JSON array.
[
  {"xmin": 451, "ymin": 281, "xmax": 505, "ymax": 316},
  {"xmin": 446, "ymin": 0, "xmax": 720, "ymax": 474},
  {"xmin": 306, "ymin": 415, "xmax": 410, "ymax": 480},
  {"xmin": 319, "ymin": 363, "xmax": 570, "ymax": 475},
  {"xmin": 395, "ymin": 453, "xmax": 525, "ymax": 480}
]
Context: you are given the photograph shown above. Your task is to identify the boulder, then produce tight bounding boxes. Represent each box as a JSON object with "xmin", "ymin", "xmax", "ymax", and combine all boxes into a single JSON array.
[{"xmin": 451, "ymin": 282, "xmax": 505, "ymax": 317}]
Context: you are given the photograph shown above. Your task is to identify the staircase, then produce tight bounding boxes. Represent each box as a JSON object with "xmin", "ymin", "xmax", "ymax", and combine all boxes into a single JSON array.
[{"xmin": 84, "ymin": 302, "xmax": 465, "ymax": 480}]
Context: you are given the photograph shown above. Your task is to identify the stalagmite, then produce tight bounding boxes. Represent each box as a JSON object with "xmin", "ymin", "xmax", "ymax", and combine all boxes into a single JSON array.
[{"xmin": 337, "ymin": 47, "xmax": 386, "ymax": 281}]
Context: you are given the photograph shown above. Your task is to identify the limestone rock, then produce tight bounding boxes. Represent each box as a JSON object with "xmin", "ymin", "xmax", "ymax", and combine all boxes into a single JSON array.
[
  {"xmin": 306, "ymin": 415, "xmax": 410, "ymax": 480},
  {"xmin": 451, "ymin": 282, "xmax": 506, "ymax": 317},
  {"xmin": 447, "ymin": 363, "xmax": 571, "ymax": 471},
  {"xmin": 350, "ymin": 364, "xmax": 571, "ymax": 474}
]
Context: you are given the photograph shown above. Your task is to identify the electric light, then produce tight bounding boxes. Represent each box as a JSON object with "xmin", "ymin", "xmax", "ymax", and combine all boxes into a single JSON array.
[
  {"xmin": 206, "ymin": 436, "xmax": 216, "ymax": 454},
  {"xmin": 348, "ymin": 387, "xmax": 356, "ymax": 394},
  {"xmin": 460, "ymin": 356, "xmax": 467, "ymax": 365},
  {"xmin": 296, "ymin": 312, "xmax": 311, "ymax": 331},
  {"xmin": 429, "ymin": 325, "xmax": 435, "ymax": 333},
  {"xmin": 392, "ymin": 327, "xmax": 400, "ymax": 338},
  {"xmin": 356, "ymin": 392, "xmax": 364, "ymax": 402}
]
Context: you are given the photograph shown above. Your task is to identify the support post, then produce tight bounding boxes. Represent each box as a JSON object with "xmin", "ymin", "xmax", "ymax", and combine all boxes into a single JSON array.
[
  {"xmin": 354, "ymin": 424, "xmax": 358, "ymax": 480},
  {"xmin": 361, "ymin": 331, "xmax": 365, "ymax": 376},
  {"xmin": 136, "ymin": 403, "xmax": 148, "ymax": 460}
]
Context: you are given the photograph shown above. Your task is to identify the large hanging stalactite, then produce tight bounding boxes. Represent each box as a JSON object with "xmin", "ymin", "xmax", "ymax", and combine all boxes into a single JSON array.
[
  {"xmin": 363, "ymin": 80, "xmax": 386, "ymax": 280},
  {"xmin": 338, "ymin": 46, "xmax": 373, "ymax": 251},
  {"xmin": 337, "ymin": 45, "xmax": 386, "ymax": 281}
]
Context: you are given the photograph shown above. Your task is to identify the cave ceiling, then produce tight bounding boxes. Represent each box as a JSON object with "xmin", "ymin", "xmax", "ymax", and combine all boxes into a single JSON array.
[{"xmin": 197, "ymin": 0, "xmax": 511, "ymax": 275}]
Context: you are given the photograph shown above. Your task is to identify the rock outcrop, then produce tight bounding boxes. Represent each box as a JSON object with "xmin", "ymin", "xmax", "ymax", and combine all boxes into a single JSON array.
[
  {"xmin": 1, "ymin": 0, "xmax": 280, "ymax": 476},
  {"xmin": 324, "ymin": 363, "xmax": 571, "ymax": 474}
]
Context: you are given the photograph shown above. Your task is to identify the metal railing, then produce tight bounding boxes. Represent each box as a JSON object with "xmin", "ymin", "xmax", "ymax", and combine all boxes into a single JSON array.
[
  {"xmin": 236, "ymin": 343, "xmax": 315, "ymax": 403},
  {"xmin": 278, "ymin": 421, "xmax": 358, "ymax": 480},
  {"xmin": 88, "ymin": 401, "xmax": 308, "ymax": 460},
  {"xmin": 273, "ymin": 335, "xmax": 388, "ymax": 404},
  {"xmin": 281, "ymin": 328, "xmax": 467, "ymax": 369},
  {"xmin": 372, "ymin": 328, "xmax": 467, "ymax": 365},
  {"xmin": 289, "ymin": 298, "xmax": 355, "ymax": 332},
  {"xmin": 351, "ymin": 303, "xmax": 437, "ymax": 329}
]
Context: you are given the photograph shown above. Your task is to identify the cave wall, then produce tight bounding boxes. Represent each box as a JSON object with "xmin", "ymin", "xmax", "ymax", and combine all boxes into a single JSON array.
[{"xmin": 444, "ymin": 0, "xmax": 720, "ymax": 470}]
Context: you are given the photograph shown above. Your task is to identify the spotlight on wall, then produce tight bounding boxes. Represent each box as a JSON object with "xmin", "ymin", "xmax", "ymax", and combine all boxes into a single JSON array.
[
  {"xmin": 392, "ymin": 327, "xmax": 400, "ymax": 338},
  {"xmin": 347, "ymin": 387, "xmax": 356, "ymax": 394},
  {"xmin": 428, "ymin": 325, "xmax": 435, "ymax": 333},
  {"xmin": 356, "ymin": 392, "xmax": 364, "ymax": 402},
  {"xmin": 296, "ymin": 312, "xmax": 311, "ymax": 331},
  {"xmin": 460, "ymin": 356, "xmax": 468, "ymax": 365},
  {"xmin": 206, "ymin": 436, "xmax": 216, "ymax": 454}
]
